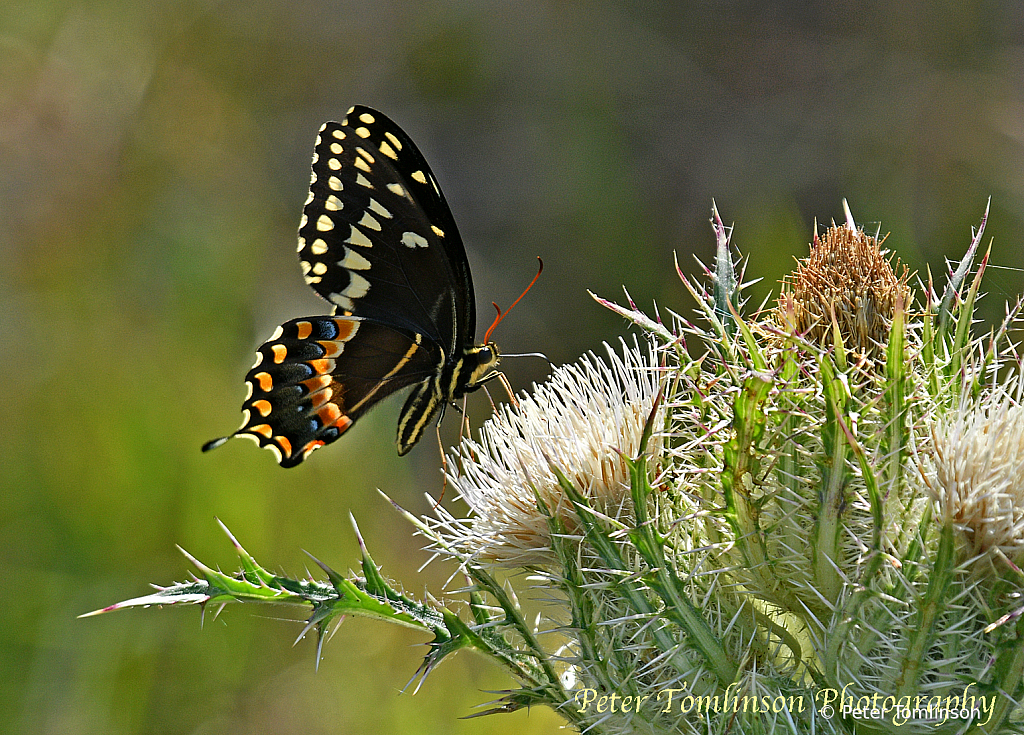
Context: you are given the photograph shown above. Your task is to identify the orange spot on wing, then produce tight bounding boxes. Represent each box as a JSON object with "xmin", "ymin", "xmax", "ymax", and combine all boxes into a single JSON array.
[
  {"xmin": 301, "ymin": 440, "xmax": 325, "ymax": 460},
  {"xmin": 302, "ymin": 375, "xmax": 332, "ymax": 393},
  {"xmin": 250, "ymin": 424, "xmax": 273, "ymax": 440},
  {"xmin": 332, "ymin": 318, "xmax": 360, "ymax": 340},
  {"xmin": 308, "ymin": 358, "xmax": 335, "ymax": 375},
  {"xmin": 276, "ymin": 436, "xmax": 293, "ymax": 457},
  {"xmin": 296, "ymin": 321, "xmax": 313, "ymax": 339},
  {"xmin": 252, "ymin": 399, "xmax": 272, "ymax": 417},
  {"xmin": 271, "ymin": 344, "xmax": 288, "ymax": 364},
  {"xmin": 317, "ymin": 403, "xmax": 342, "ymax": 425},
  {"xmin": 318, "ymin": 340, "xmax": 343, "ymax": 358},
  {"xmin": 332, "ymin": 415, "xmax": 354, "ymax": 432},
  {"xmin": 253, "ymin": 372, "xmax": 273, "ymax": 392},
  {"xmin": 309, "ymin": 388, "xmax": 334, "ymax": 410}
]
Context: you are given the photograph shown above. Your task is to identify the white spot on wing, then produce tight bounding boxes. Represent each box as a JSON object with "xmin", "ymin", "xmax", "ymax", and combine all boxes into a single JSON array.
[
  {"xmin": 354, "ymin": 157, "xmax": 371, "ymax": 173},
  {"xmin": 355, "ymin": 173, "xmax": 373, "ymax": 188},
  {"xmin": 310, "ymin": 239, "xmax": 328, "ymax": 255},
  {"xmin": 339, "ymin": 247, "xmax": 371, "ymax": 270},
  {"xmin": 297, "ymin": 236, "xmax": 306, "ymax": 252},
  {"xmin": 378, "ymin": 141, "xmax": 398, "ymax": 160},
  {"xmin": 411, "ymin": 170, "xmax": 427, "ymax": 184},
  {"xmin": 368, "ymin": 198, "xmax": 392, "ymax": 218},
  {"xmin": 331, "ymin": 293, "xmax": 354, "ymax": 310},
  {"xmin": 387, "ymin": 183, "xmax": 406, "ymax": 197},
  {"xmin": 330, "ymin": 142, "xmax": 343, "ymax": 155},
  {"xmin": 329, "ymin": 176, "xmax": 342, "ymax": 191},
  {"xmin": 401, "ymin": 231, "xmax": 428, "ymax": 248},
  {"xmin": 325, "ymin": 195, "xmax": 342, "ymax": 211},
  {"xmin": 431, "ymin": 225, "xmax": 445, "ymax": 238},
  {"xmin": 358, "ymin": 112, "xmax": 375, "ymax": 124},
  {"xmin": 332, "ymin": 128, "xmax": 345, "ymax": 140},
  {"xmin": 384, "ymin": 131, "xmax": 402, "ymax": 151},
  {"xmin": 342, "ymin": 272, "xmax": 371, "ymax": 298},
  {"xmin": 328, "ymin": 158, "xmax": 341, "ymax": 170},
  {"xmin": 312, "ymin": 261, "xmax": 327, "ymax": 275},
  {"xmin": 358, "ymin": 212, "xmax": 381, "ymax": 231},
  {"xmin": 316, "ymin": 214, "xmax": 334, "ymax": 231},
  {"xmin": 346, "ymin": 225, "xmax": 373, "ymax": 248},
  {"xmin": 355, "ymin": 126, "xmax": 371, "ymax": 138}
]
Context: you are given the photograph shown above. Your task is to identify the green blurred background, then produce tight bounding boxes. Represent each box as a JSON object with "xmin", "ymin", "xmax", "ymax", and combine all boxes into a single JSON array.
[{"xmin": 3, "ymin": 2, "xmax": 1024, "ymax": 733}]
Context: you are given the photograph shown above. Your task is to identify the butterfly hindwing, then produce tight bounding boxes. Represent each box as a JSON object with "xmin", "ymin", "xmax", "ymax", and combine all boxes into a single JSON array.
[{"xmin": 231, "ymin": 315, "xmax": 440, "ymax": 467}]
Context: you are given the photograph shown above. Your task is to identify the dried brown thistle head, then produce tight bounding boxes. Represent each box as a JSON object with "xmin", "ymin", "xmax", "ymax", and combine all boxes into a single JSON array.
[{"xmin": 778, "ymin": 202, "xmax": 910, "ymax": 359}]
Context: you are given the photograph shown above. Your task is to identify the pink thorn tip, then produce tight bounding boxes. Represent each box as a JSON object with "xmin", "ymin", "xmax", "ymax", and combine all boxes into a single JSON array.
[{"xmin": 710, "ymin": 201, "xmax": 730, "ymax": 249}]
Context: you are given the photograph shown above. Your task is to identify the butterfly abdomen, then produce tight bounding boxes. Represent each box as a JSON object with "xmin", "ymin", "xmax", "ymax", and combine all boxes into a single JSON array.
[{"xmin": 396, "ymin": 342, "xmax": 500, "ymax": 455}]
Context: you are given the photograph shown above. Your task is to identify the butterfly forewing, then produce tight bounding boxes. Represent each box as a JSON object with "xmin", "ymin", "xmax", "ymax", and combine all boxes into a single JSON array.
[{"xmin": 297, "ymin": 107, "xmax": 475, "ymax": 346}]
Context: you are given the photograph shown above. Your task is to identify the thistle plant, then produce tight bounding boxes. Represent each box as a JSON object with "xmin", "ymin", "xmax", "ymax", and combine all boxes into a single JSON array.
[{"xmin": 90, "ymin": 200, "xmax": 1024, "ymax": 734}]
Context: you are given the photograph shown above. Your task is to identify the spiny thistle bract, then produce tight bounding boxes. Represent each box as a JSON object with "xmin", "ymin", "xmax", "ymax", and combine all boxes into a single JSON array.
[{"xmin": 93, "ymin": 200, "xmax": 1024, "ymax": 734}]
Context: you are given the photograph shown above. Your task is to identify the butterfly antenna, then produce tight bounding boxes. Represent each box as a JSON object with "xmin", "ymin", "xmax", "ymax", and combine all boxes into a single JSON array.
[{"xmin": 484, "ymin": 257, "xmax": 543, "ymax": 343}]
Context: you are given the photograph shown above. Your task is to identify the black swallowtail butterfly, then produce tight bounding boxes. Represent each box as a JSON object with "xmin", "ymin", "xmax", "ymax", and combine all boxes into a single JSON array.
[{"xmin": 204, "ymin": 106, "xmax": 501, "ymax": 467}]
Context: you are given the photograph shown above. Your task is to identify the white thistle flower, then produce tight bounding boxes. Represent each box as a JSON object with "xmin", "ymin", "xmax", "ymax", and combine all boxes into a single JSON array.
[
  {"xmin": 920, "ymin": 378, "xmax": 1024, "ymax": 558},
  {"xmin": 434, "ymin": 338, "xmax": 663, "ymax": 566}
]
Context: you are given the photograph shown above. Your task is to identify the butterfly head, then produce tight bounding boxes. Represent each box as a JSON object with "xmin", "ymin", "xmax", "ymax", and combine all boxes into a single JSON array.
[{"xmin": 459, "ymin": 342, "xmax": 501, "ymax": 395}]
